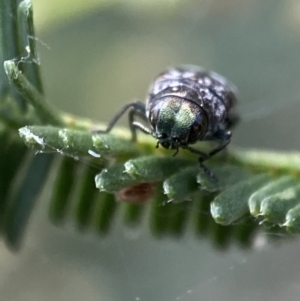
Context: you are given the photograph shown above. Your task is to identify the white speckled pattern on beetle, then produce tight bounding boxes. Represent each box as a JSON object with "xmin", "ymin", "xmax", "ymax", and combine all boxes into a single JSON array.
[{"xmin": 146, "ymin": 66, "xmax": 237, "ymax": 138}]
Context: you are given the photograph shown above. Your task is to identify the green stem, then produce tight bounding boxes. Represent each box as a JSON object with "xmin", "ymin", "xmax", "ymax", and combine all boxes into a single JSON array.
[
  {"xmin": 0, "ymin": 0, "xmax": 27, "ymax": 110},
  {"xmin": 4, "ymin": 60, "xmax": 64, "ymax": 126},
  {"xmin": 17, "ymin": 0, "xmax": 44, "ymax": 94},
  {"xmin": 18, "ymin": 125, "xmax": 300, "ymax": 177},
  {"xmin": 229, "ymin": 149, "xmax": 300, "ymax": 176}
]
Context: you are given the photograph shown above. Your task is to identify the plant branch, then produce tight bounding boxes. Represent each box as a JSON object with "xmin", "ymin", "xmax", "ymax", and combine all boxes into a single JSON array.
[{"xmin": 4, "ymin": 60, "xmax": 64, "ymax": 126}]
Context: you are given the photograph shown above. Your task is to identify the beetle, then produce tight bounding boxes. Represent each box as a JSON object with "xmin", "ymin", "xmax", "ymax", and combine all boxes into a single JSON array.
[{"xmin": 95, "ymin": 65, "xmax": 238, "ymax": 177}]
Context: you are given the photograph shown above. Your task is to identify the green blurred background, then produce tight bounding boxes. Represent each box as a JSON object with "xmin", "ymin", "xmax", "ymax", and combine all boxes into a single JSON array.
[{"xmin": 2, "ymin": 1, "xmax": 300, "ymax": 300}]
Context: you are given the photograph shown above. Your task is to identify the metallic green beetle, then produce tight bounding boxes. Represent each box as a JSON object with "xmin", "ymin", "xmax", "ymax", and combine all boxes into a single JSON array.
[{"xmin": 96, "ymin": 65, "xmax": 238, "ymax": 175}]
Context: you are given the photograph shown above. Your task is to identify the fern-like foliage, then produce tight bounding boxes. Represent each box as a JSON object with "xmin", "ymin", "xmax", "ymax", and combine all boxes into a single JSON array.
[
  {"xmin": 1, "ymin": 0, "xmax": 299, "ymax": 251},
  {"xmin": 19, "ymin": 126, "xmax": 300, "ymax": 238}
]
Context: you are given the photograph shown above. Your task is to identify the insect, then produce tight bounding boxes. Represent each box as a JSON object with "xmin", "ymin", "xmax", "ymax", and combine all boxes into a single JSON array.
[{"xmin": 96, "ymin": 65, "xmax": 238, "ymax": 176}]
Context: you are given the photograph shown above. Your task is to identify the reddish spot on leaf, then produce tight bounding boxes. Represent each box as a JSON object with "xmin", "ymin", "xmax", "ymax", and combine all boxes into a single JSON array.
[{"xmin": 116, "ymin": 183, "xmax": 157, "ymax": 204}]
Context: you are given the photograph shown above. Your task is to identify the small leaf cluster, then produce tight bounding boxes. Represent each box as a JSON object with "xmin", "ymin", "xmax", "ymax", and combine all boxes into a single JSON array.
[{"xmin": 19, "ymin": 126, "xmax": 300, "ymax": 239}]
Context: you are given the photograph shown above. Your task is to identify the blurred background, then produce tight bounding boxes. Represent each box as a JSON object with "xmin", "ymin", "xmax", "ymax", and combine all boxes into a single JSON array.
[{"xmin": 1, "ymin": 0, "xmax": 300, "ymax": 300}]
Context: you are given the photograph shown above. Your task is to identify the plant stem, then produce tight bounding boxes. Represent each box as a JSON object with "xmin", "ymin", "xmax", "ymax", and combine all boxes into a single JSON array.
[
  {"xmin": 17, "ymin": 0, "xmax": 44, "ymax": 94},
  {"xmin": 4, "ymin": 60, "xmax": 64, "ymax": 126}
]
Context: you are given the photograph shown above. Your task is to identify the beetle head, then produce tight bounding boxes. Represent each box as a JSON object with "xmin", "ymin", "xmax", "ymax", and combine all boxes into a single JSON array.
[{"xmin": 148, "ymin": 96, "xmax": 208, "ymax": 149}]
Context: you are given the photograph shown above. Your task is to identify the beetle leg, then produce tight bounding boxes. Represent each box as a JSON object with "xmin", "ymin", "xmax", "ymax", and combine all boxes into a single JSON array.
[
  {"xmin": 183, "ymin": 145, "xmax": 209, "ymax": 160},
  {"xmin": 92, "ymin": 101, "xmax": 147, "ymax": 141},
  {"xmin": 172, "ymin": 148, "xmax": 179, "ymax": 157},
  {"xmin": 199, "ymin": 161, "xmax": 218, "ymax": 182},
  {"xmin": 129, "ymin": 109, "xmax": 151, "ymax": 141},
  {"xmin": 206, "ymin": 130, "xmax": 231, "ymax": 159},
  {"xmin": 132, "ymin": 121, "xmax": 152, "ymax": 139},
  {"xmin": 184, "ymin": 130, "xmax": 231, "ymax": 162},
  {"xmin": 181, "ymin": 146, "xmax": 217, "ymax": 180},
  {"xmin": 195, "ymin": 129, "xmax": 232, "ymax": 182}
]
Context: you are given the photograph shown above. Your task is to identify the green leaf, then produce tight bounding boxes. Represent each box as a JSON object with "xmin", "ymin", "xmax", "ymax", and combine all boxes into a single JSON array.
[
  {"xmin": 260, "ymin": 183, "xmax": 300, "ymax": 224},
  {"xmin": 49, "ymin": 156, "xmax": 79, "ymax": 223},
  {"xmin": 248, "ymin": 176, "xmax": 299, "ymax": 216},
  {"xmin": 124, "ymin": 156, "xmax": 194, "ymax": 180},
  {"xmin": 211, "ymin": 174, "xmax": 271, "ymax": 225},
  {"xmin": 285, "ymin": 204, "xmax": 300, "ymax": 233},
  {"xmin": 197, "ymin": 165, "xmax": 252, "ymax": 192},
  {"xmin": 163, "ymin": 166, "xmax": 199, "ymax": 201}
]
